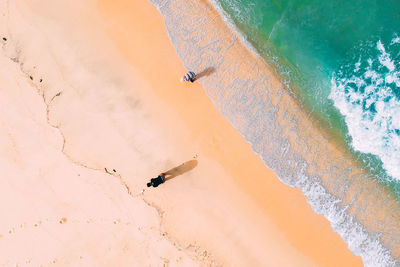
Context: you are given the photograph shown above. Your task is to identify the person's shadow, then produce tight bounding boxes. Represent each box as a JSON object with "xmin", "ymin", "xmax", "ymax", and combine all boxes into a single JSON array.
[
  {"xmin": 164, "ymin": 160, "xmax": 198, "ymax": 181},
  {"xmin": 195, "ymin": 67, "xmax": 215, "ymax": 81}
]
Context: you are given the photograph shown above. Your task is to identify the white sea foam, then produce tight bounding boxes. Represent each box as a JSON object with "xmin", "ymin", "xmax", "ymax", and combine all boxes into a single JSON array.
[
  {"xmin": 377, "ymin": 40, "xmax": 395, "ymax": 71},
  {"xmin": 150, "ymin": 0, "xmax": 398, "ymax": 265},
  {"xmin": 296, "ymin": 174, "xmax": 395, "ymax": 267},
  {"xmin": 390, "ymin": 35, "xmax": 400, "ymax": 45},
  {"xmin": 330, "ymin": 39, "xmax": 400, "ymax": 180}
]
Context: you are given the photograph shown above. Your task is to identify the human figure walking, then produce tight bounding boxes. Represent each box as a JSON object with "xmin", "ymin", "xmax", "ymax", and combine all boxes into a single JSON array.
[
  {"xmin": 146, "ymin": 173, "xmax": 166, "ymax": 188},
  {"xmin": 181, "ymin": 71, "xmax": 196, "ymax": 83}
]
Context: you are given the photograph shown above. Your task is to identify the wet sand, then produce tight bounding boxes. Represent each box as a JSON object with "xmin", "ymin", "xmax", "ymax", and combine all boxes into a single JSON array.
[{"xmin": 0, "ymin": 0, "xmax": 362, "ymax": 265}]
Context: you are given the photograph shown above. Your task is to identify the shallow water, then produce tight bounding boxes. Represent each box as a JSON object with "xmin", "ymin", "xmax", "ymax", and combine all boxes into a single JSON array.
[
  {"xmin": 217, "ymin": 0, "xmax": 400, "ymax": 187},
  {"xmin": 151, "ymin": 0, "xmax": 400, "ymax": 265}
]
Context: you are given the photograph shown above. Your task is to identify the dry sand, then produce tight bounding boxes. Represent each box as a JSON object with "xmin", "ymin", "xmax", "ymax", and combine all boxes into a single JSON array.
[{"xmin": 0, "ymin": 0, "xmax": 362, "ymax": 266}]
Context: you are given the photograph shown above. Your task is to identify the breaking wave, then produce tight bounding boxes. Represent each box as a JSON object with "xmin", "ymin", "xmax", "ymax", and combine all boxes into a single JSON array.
[
  {"xmin": 330, "ymin": 38, "xmax": 400, "ymax": 181},
  {"xmin": 150, "ymin": 0, "xmax": 400, "ymax": 265}
]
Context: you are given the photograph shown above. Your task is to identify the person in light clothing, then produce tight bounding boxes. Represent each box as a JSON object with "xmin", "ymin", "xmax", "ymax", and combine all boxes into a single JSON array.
[{"xmin": 181, "ymin": 71, "xmax": 196, "ymax": 83}]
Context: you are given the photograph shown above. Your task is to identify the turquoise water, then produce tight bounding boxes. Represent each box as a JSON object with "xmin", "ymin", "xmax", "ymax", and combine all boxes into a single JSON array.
[
  {"xmin": 153, "ymin": 0, "xmax": 400, "ymax": 263},
  {"xmin": 217, "ymin": 0, "xmax": 400, "ymax": 188}
]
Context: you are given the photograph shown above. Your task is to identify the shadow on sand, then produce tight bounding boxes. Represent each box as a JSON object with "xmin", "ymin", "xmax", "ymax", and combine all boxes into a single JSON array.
[
  {"xmin": 164, "ymin": 160, "xmax": 198, "ymax": 181},
  {"xmin": 195, "ymin": 67, "xmax": 215, "ymax": 81}
]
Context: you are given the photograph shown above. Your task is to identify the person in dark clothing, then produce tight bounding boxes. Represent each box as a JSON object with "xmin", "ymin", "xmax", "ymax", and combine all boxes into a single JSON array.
[{"xmin": 147, "ymin": 173, "xmax": 166, "ymax": 188}]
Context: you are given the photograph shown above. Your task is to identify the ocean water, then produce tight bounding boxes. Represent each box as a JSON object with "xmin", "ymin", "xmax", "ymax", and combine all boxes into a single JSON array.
[
  {"xmin": 217, "ymin": 0, "xmax": 400, "ymax": 188},
  {"xmin": 151, "ymin": 0, "xmax": 400, "ymax": 265}
]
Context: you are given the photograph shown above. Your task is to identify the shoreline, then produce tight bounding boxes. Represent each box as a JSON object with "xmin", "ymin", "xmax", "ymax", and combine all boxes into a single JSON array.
[
  {"xmin": 99, "ymin": 0, "xmax": 364, "ymax": 265},
  {"xmin": 0, "ymin": 0, "xmax": 387, "ymax": 265},
  {"xmin": 145, "ymin": 0, "xmax": 400, "ymax": 265}
]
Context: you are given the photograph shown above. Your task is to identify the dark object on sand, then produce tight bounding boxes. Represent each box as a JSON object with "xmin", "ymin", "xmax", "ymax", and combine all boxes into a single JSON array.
[
  {"xmin": 147, "ymin": 173, "xmax": 166, "ymax": 188},
  {"xmin": 2, "ymin": 37, "xmax": 6, "ymax": 41},
  {"xmin": 181, "ymin": 71, "xmax": 196, "ymax": 83}
]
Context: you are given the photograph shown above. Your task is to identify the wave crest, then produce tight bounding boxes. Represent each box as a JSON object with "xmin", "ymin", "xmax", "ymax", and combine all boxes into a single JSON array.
[{"xmin": 330, "ymin": 38, "xmax": 400, "ymax": 180}]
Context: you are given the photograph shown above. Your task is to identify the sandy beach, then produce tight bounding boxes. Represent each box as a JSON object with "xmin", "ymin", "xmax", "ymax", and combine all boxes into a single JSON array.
[{"xmin": 0, "ymin": 0, "xmax": 363, "ymax": 266}]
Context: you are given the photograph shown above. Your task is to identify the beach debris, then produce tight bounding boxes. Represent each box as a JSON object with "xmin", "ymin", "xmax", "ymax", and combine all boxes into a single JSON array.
[
  {"xmin": 39, "ymin": 78, "xmax": 42, "ymax": 83},
  {"xmin": 181, "ymin": 71, "xmax": 196, "ymax": 83},
  {"xmin": 2, "ymin": 37, "xmax": 6, "ymax": 41},
  {"xmin": 140, "ymin": 189, "xmax": 145, "ymax": 194},
  {"xmin": 29, "ymin": 76, "xmax": 33, "ymax": 80}
]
